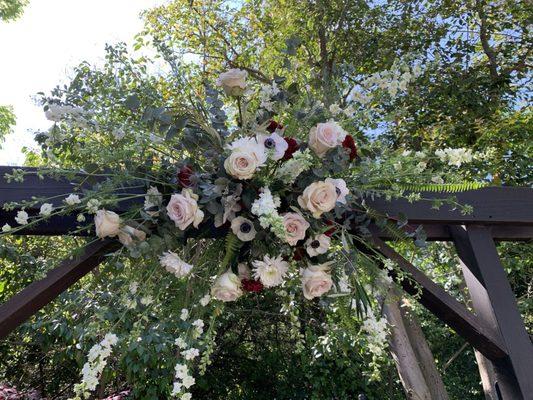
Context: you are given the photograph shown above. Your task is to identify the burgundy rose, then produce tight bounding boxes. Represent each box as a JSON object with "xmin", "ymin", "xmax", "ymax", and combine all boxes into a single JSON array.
[
  {"xmin": 242, "ymin": 279, "xmax": 264, "ymax": 292},
  {"xmin": 266, "ymin": 120, "xmax": 283, "ymax": 133},
  {"xmin": 178, "ymin": 165, "xmax": 194, "ymax": 188},
  {"xmin": 282, "ymin": 137, "xmax": 300, "ymax": 160},
  {"xmin": 292, "ymin": 247, "xmax": 306, "ymax": 261},
  {"xmin": 324, "ymin": 220, "xmax": 336, "ymax": 237},
  {"xmin": 342, "ymin": 135, "xmax": 357, "ymax": 161}
]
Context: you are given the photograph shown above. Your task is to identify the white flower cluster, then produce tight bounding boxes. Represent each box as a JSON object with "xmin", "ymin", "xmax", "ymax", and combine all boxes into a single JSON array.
[
  {"xmin": 171, "ymin": 363, "xmax": 195, "ymax": 399},
  {"xmin": 275, "ymin": 149, "xmax": 313, "ymax": 184},
  {"xmin": 45, "ymin": 104, "xmax": 87, "ymax": 123},
  {"xmin": 259, "ymin": 81, "xmax": 280, "ymax": 111},
  {"xmin": 72, "ymin": 333, "xmax": 118, "ymax": 399},
  {"xmin": 435, "ymin": 148, "xmax": 474, "ymax": 167},
  {"xmin": 251, "ymin": 187, "xmax": 285, "ymax": 239},
  {"xmin": 349, "ymin": 60, "xmax": 423, "ymax": 102},
  {"xmin": 361, "ymin": 309, "xmax": 388, "ymax": 357}
]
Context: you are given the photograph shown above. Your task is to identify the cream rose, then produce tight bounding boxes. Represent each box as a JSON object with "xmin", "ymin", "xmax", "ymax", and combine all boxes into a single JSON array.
[
  {"xmin": 94, "ymin": 209, "xmax": 121, "ymax": 238},
  {"xmin": 224, "ymin": 149, "xmax": 261, "ymax": 180},
  {"xmin": 166, "ymin": 189, "xmax": 204, "ymax": 230},
  {"xmin": 282, "ymin": 212, "xmax": 310, "ymax": 246},
  {"xmin": 297, "ymin": 181, "xmax": 337, "ymax": 218},
  {"xmin": 308, "ymin": 121, "xmax": 347, "ymax": 157},
  {"xmin": 216, "ymin": 68, "xmax": 248, "ymax": 96},
  {"xmin": 211, "ymin": 270, "xmax": 243, "ymax": 302},
  {"xmin": 301, "ymin": 263, "xmax": 333, "ymax": 300}
]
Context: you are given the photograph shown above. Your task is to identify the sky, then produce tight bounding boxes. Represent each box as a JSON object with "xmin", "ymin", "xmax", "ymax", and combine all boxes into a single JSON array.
[{"xmin": 0, "ymin": 0, "xmax": 164, "ymax": 165}]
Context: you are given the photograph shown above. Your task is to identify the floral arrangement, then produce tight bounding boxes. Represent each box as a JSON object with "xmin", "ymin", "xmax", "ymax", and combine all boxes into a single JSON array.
[{"xmin": 1, "ymin": 67, "xmax": 487, "ymax": 398}]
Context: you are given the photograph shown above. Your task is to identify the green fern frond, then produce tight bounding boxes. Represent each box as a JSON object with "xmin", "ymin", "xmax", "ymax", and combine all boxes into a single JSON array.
[
  {"xmin": 397, "ymin": 181, "xmax": 488, "ymax": 193},
  {"xmin": 220, "ymin": 233, "xmax": 243, "ymax": 269}
]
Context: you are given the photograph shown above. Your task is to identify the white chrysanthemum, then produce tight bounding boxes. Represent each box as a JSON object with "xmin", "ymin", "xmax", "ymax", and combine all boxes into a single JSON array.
[
  {"xmin": 15, "ymin": 210, "xmax": 28, "ymax": 225},
  {"xmin": 252, "ymin": 255, "xmax": 289, "ymax": 287},
  {"xmin": 305, "ymin": 234, "xmax": 331, "ymax": 257},
  {"xmin": 256, "ymin": 132, "xmax": 288, "ymax": 161},
  {"xmin": 160, "ymin": 251, "xmax": 193, "ymax": 278},
  {"xmin": 64, "ymin": 193, "xmax": 81, "ymax": 206}
]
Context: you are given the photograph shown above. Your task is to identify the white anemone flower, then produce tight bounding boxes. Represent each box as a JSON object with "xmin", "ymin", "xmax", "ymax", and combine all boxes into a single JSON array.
[
  {"xmin": 231, "ymin": 216, "xmax": 257, "ymax": 241},
  {"xmin": 256, "ymin": 132, "xmax": 288, "ymax": 161},
  {"xmin": 325, "ymin": 178, "xmax": 349, "ymax": 204},
  {"xmin": 305, "ymin": 234, "xmax": 331, "ymax": 257},
  {"xmin": 252, "ymin": 255, "xmax": 289, "ymax": 287}
]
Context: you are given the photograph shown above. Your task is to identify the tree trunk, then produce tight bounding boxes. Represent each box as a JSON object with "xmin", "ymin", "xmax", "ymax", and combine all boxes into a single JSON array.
[{"xmin": 383, "ymin": 288, "xmax": 432, "ymax": 400}]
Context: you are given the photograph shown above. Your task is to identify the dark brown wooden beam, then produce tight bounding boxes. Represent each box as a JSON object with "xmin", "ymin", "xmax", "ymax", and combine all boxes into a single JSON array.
[
  {"xmin": 371, "ymin": 235, "xmax": 508, "ymax": 361},
  {"xmin": 450, "ymin": 225, "xmax": 533, "ymax": 399},
  {"xmin": 0, "ymin": 239, "xmax": 120, "ymax": 340},
  {"xmin": 366, "ymin": 187, "xmax": 533, "ymax": 225}
]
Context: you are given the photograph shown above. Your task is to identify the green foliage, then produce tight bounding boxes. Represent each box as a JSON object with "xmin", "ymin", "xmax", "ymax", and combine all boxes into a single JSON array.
[
  {"xmin": 0, "ymin": 0, "xmax": 28, "ymax": 21},
  {"xmin": 0, "ymin": 105, "xmax": 15, "ymax": 144},
  {"xmin": 397, "ymin": 181, "xmax": 489, "ymax": 193}
]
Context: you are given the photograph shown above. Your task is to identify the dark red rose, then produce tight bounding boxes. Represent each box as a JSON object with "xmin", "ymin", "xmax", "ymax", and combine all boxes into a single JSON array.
[
  {"xmin": 178, "ymin": 165, "xmax": 194, "ymax": 188},
  {"xmin": 266, "ymin": 120, "xmax": 283, "ymax": 133},
  {"xmin": 292, "ymin": 247, "xmax": 306, "ymax": 261},
  {"xmin": 342, "ymin": 135, "xmax": 357, "ymax": 161},
  {"xmin": 242, "ymin": 279, "xmax": 264, "ymax": 292},
  {"xmin": 282, "ymin": 137, "xmax": 300, "ymax": 160},
  {"xmin": 324, "ymin": 220, "xmax": 336, "ymax": 237}
]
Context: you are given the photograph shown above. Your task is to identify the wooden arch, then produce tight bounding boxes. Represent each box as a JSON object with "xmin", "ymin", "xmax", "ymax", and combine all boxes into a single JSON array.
[{"xmin": 0, "ymin": 166, "xmax": 532, "ymax": 399}]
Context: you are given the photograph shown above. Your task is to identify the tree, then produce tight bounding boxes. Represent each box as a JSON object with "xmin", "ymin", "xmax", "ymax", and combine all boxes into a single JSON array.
[
  {"xmin": 0, "ymin": 105, "xmax": 15, "ymax": 145},
  {"xmin": 0, "ymin": 0, "xmax": 28, "ymax": 22}
]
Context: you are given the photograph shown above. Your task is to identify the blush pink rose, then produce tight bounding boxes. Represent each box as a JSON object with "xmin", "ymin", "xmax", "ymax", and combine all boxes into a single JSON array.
[
  {"xmin": 301, "ymin": 263, "xmax": 333, "ymax": 300},
  {"xmin": 297, "ymin": 180, "xmax": 337, "ymax": 218},
  {"xmin": 308, "ymin": 121, "xmax": 347, "ymax": 157},
  {"xmin": 282, "ymin": 212, "xmax": 310, "ymax": 246},
  {"xmin": 166, "ymin": 189, "xmax": 204, "ymax": 230}
]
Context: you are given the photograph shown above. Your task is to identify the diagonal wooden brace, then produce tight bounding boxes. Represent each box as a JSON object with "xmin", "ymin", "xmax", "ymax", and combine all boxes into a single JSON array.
[
  {"xmin": 371, "ymin": 235, "xmax": 508, "ymax": 361},
  {"xmin": 0, "ymin": 239, "xmax": 120, "ymax": 340}
]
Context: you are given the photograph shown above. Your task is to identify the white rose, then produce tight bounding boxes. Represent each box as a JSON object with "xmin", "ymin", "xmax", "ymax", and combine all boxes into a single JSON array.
[
  {"xmin": 159, "ymin": 251, "xmax": 193, "ymax": 278},
  {"xmin": 211, "ymin": 270, "xmax": 243, "ymax": 302},
  {"xmin": 325, "ymin": 178, "xmax": 349, "ymax": 204},
  {"xmin": 308, "ymin": 121, "xmax": 346, "ymax": 157},
  {"xmin": 297, "ymin": 180, "xmax": 337, "ymax": 218},
  {"xmin": 301, "ymin": 263, "xmax": 333, "ymax": 300},
  {"xmin": 216, "ymin": 68, "xmax": 248, "ymax": 96},
  {"xmin": 305, "ymin": 234, "xmax": 331, "ymax": 257},
  {"xmin": 94, "ymin": 209, "xmax": 121, "ymax": 238},
  {"xmin": 231, "ymin": 216, "xmax": 257, "ymax": 241},
  {"xmin": 282, "ymin": 212, "xmax": 310, "ymax": 246},
  {"xmin": 166, "ymin": 189, "xmax": 204, "ymax": 230}
]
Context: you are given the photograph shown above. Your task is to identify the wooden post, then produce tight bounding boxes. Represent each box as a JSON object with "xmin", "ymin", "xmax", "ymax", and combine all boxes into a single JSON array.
[{"xmin": 450, "ymin": 225, "xmax": 533, "ymax": 400}]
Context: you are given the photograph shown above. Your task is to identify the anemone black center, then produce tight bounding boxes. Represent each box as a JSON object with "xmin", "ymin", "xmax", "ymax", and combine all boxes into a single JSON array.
[
  {"xmin": 240, "ymin": 222, "xmax": 252, "ymax": 233},
  {"xmin": 264, "ymin": 138, "xmax": 275, "ymax": 149},
  {"xmin": 311, "ymin": 240, "xmax": 321, "ymax": 249},
  {"xmin": 335, "ymin": 187, "xmax": 341, "ymax": 196}
]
